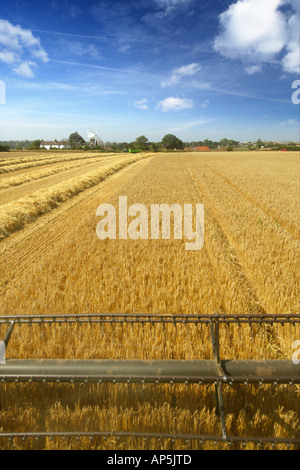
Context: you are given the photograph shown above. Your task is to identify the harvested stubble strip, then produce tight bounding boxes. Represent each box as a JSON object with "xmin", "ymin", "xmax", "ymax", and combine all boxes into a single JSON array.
[
  {"xmin": 0, "ymin": 154, "xmax": 150, "ymax": 240},
  {"xmin": 0, "ymin": 152, "xmax": 116, "ymax": 167},
  {"xmin": 0, "ymin": 153, "xmax": 71, "ymax": 170},
  {"xmin": 0, "ymin": 152, "xmax": 124, "ymax": 174},
  {"xmin": 0, "ymin": 155, "xmax": 122, "ymax": 190}
]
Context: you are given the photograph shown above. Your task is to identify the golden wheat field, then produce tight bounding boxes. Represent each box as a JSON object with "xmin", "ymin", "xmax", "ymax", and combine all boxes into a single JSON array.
[{"xmin": 0, "ymin": 150, "xmax": 299, "ymax": 450}]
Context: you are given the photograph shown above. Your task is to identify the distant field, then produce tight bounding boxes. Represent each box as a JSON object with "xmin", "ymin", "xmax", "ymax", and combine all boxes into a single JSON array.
[{"xmin": 0, "ymin": 150, "xmax": 299, "ymax": 450}]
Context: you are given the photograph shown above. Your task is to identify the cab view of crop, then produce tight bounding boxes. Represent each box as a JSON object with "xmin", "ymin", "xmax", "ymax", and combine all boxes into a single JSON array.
[{"xmin": 0, "ymin": 150, "xmax": 299, "ymax": 450}]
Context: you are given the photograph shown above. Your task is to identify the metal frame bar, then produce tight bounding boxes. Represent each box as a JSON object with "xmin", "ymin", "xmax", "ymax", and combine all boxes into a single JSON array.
[
  {"xmin": 0, "ymin": 431, "xmax": 298, "ymax": 447},
  {"xmin": 1, "ymin": 359, "xmax": 299, "ymax": 383},
  {"xmin": 2, "ymin": 321, "xmax": 15, "ymax": 348},
  {"xmin": 210, "ymin": 316, "xmax": 227, "ymax": 439},
  {"xmin": 0, "ymin": 313, "xmax": 299, "ymax": 325}
]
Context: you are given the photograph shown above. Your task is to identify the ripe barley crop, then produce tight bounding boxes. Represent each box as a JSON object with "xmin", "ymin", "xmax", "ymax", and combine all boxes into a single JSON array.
[{"xmin": 0, "ymin": 151, "xmax": 299, "ymax": 450}]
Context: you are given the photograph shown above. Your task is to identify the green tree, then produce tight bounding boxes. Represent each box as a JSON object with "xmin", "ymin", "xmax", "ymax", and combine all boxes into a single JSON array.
[
  {"xmin": 134, "ymin": 135, "xmax": 149, "ymax": 150},
  {"xmin": 69, "ymin": 132, "xmax": 85, "ymax": 149},
  {"xmin": 116, "ymin": 142, "xmax": 130, "ymax": 151},
  {"xmin": 27, "ymin": 140, "xmax": 42, "ymax": 150},
  {"xmin": 256, "ymin": 138, "xmax": 263, "ymax": 149},
  {"xmin": 161, "ymin": 134, "xmax": 183, "ymax": 150},
  {"xmin": 219, "ymin": 138, "xmax": 230, "ymax": 147},
  {"xmin": 203, "ymin": 139, "xmax": 220, "ymax": 149},
  {"xmin": 150, "ymin": 142, "xmax": 161, "ymax": 152},
  {"xmin": 219, "ymin": 138, "xmax": 240, "ymax": 148}
]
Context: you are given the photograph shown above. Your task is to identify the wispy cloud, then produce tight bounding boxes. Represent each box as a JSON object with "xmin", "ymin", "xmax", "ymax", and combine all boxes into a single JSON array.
[
  {"xmin": 3, "ymin": 106, "xmax": 131, "ymax": 121},
  {"xmin": 207, "ymin": 86, "xmax": 290, "ymax": 104},
  {"xmin": 164, "ymin": 118, "xmax": 213, "ymax": 133},
  {"xmin": 68, "ymin": 4, "xmax": 81, "ymax": 18},
  {"xmin": 214, "ymin": 0, "xmax": 300, "ymax": 74},
  {"xmin": 156, "ymin": 96, "xmax": 194, "ymax": 111},
  {"xmin": 162, "ymin": 63, "xmax": 201, "ymax": 87},
  {"xmin": 0, "ymin": 50, "xmax": 16, "ymax": 64},
  {"xmin": 13, "ymin": 61, "xmax": 36, "ymax": 78},
  {"xmin": 119, "ymin": 44, "xmax": 130, "ymax": 52},
  {"xmin": 31, "ymin": 28, "xmax": 110, "ymax": 41},
  {"xmin": 191, "ymin": 79, "xmax": 291, "ymax": 104},
  {"xmin": 134, "ymin": 98, "xmax": 149, "ymax": 110},
  {"xmin": 60, "ymin": 40, "xmax": 100, "ymax": 58},
  {"xmin": 48, "ymin": 1, "xmax": 82, "ymax": 19},
  {"xmin": 154, "ymin": 0, "xmax": 194, "ymax": 16},
  {"xmin": 0, "ymin": 19, "xmax": 48, "ymax": 77},
  {"xmin": 278, "ymin": 119, "xmax": 298, "ymax": 126},
  {"xmin": 11, "ymin": 79, "xmax": 125, "ymax": 96},
  {"xmin": 244, "ymin": 64, "xmax": 262, "ymax": 75},
  {"xmin": 201, "ymin": 99, "xmax": 210, "ymax": 108},
  {"xmin": 50, "ymin": 59, "xmax": 133, "ymax": 74}
]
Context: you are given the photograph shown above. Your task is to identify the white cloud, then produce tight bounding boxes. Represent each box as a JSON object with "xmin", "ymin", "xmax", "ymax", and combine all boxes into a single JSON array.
[
  {"xmin": 165, "ymin": 118, "xmax": 213, "ymax": 133},
  {"xmin": 278, "ymin": 118, "xmax": 298, "ymax": 126},
  {"xmin": 155, "ymin": 0, "xmax": 192, "ymax": 7},
  {"xmin": 68, "ymin": 4, "xmax": 81, "ymax": 18},
  {"xmin": 155, "ymin": 0, "xmax": 190, "ymax": 5},
  {"xmin": 201, "ymin": 99, "xmax": 209, "ymax": 108},
  {"xmin": 0, "ymin": 19, "xmax": 48, "ymax": 77},
  {"xmin": 66, "ymin": 41, "xmax": 99, "ymax": 57},
  {"xmin": 214, "ymin": 0, "xmax": 287, "ymax": 58},
  {"xmin": 154, "ymin": 0, "xmax": 193, "ymax": 15},
  {"xmin": 281, "ymin": 6, "xmax": 300, "ymax": 74},
  {"xmin": 13, "ymin": 61, "xmax": 37, "ymax": 78},
  {"xmin": 244, "ymin": 64, "xmax": 262, "ymax": 75},
  {"xmin": 31, "ymin": 48, "xmax": 48, "ymax": 62},
  {"xmin": 214, "ymin": 0, "xmax": 300, "ymax": 74},
  {"xmin": 156, "ymin": 96, "xmax": 194, "ymax": 112},
  {"xmin": 162, "ymin": 63, "xmax": 201, "ymax": 87},
  {"xmin": 134, "ymin": 98, "xmax": 149, "ymax": 110},
  {"xmin": 0, "ymin": 50, "xmax": 17, "ymax": 64},
  {"xmin": 119, "ymin": 44, "xmax": 130, "ymax": 52}
]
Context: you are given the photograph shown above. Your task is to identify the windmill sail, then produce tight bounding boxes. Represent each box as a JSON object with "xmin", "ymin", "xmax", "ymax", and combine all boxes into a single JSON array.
[{"xmin": 87, "ymin": 128, "xmax": 102, "ymax": 147}]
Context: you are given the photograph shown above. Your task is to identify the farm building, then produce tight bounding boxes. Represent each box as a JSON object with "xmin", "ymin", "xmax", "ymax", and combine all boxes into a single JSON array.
[{"xmin": 40, "ymin": 140, "xmax": 71, "ymax": 150}]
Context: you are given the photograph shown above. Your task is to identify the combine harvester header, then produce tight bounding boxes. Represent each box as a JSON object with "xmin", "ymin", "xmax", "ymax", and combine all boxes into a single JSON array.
[{"xmin": 0, "ymin": 313, "xmax": 299, "ymax": 449}]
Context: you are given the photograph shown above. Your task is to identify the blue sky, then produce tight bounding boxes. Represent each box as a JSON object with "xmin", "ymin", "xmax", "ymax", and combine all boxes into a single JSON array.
[{"xmin": 0, "ymin": 0, "xmax": 299, "ymax": 143}]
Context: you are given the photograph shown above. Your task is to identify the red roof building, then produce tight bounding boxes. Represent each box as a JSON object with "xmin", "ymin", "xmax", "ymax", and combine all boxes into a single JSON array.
[
  {"xmin": 184, "ymin": 146, "xmax": 211, "ymax": 151},
  {"xmin": 194, "ymin": 146, "xmax": 211, "ymax": 151}
]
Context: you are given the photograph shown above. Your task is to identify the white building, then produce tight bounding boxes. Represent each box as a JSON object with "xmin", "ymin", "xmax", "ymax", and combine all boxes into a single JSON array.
[{"xmin": 40, "ymin": 140, "xmax": 71, "ymax": 150}]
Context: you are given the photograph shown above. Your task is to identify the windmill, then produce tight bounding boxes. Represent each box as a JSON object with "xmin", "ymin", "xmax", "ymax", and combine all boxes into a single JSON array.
[{"xmin": 87, "ymin": 126, "xmax": 103, "ymax": 147}]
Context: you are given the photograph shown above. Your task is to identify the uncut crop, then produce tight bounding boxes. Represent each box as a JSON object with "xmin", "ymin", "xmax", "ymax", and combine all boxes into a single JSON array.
[{"xmin": 0, "ymin": 151, "xmax": 299, "ymax": 450}]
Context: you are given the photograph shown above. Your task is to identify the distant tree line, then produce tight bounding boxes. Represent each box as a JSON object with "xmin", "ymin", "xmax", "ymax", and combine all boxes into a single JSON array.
[
  {"xmin": 0, "ymin": 140, "xmax": 33, "ymax": 150},
  {"xmin": 0, "ymin": 144, "xmax": 10, "ymax": 152},
  {"xmin": 1, "ymin": 135, "xmax": 299, "ymax": 152}
]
